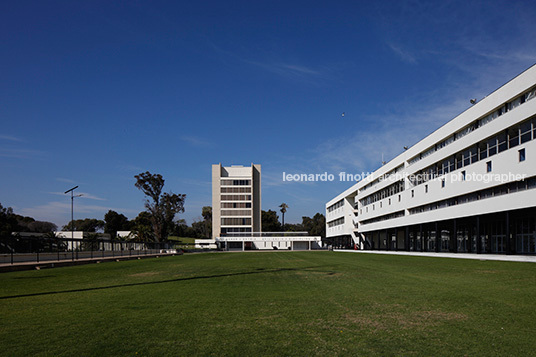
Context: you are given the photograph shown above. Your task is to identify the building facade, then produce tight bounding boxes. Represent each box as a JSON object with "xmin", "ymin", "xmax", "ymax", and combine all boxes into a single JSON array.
[
  {"xmin": 326, "ymin": 65, "xmax": 536, "ymax": 254},
  {"xmin": 212, "ymin": 164, "xmax": 261, "ymax": 239}
]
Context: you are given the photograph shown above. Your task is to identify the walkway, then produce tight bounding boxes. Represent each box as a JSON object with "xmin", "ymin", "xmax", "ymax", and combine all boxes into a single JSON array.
[
  {"xmin": 334, "ymin": 249, "xmax": 536, "ymax": 263},
  {"xmin": 0, "ymin": 252, "xmax": 180, "ymax": 272}
]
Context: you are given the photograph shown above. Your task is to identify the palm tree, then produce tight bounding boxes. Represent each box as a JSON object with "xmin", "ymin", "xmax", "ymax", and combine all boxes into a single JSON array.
[{"xmin": 279, "ymin": 203, "xmax": 289, "ymax": 229}]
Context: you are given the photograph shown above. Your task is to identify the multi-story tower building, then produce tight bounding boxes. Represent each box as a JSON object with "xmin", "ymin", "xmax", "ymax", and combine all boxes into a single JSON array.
[
  {"xmin": 212, "ymin": 164, "xmax": 261, "ymax": 239},
  {"xmin": 326, "ymin": 65, "xmax": 536, "ymax": 254}
]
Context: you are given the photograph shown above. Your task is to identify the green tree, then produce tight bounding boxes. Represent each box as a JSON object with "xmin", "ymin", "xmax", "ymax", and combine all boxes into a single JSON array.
[
  {"xmin": 301, "ymin": 213, "xmax": 326, "ymax": 238},
  {"xmin": 134, "ymin": 171, "xmax": 186, "ymax": 242},
  {"xmin": 0, "ymin": 203, "xmax": 18, "ymax": 236},
  {"xmin": 62, "ymin": 218, "xmax": 104, "ymax": 232},
  {"xmin": 279, "ymin": 203, "xmax": 289, "ymax": 229},
  {"xmin": 26, "ymin": 220, "xmax": 57, "ymax": 233},
  {"xmin": 104, "ymin": 210, "xmax": 131, "ymax": 239},
  {"xmin": 131, "ymin": 211, "xmax": 153, "ymax": 241},
  {"xmin": 262, "ymin": 210, "xmax": 281, "ymax": 232}
]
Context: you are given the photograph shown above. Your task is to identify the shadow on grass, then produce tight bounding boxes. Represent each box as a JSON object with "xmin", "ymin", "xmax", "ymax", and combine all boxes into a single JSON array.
[{"xmin": 0, "ymin": 266, "xmax": 330, "ymax": 300}]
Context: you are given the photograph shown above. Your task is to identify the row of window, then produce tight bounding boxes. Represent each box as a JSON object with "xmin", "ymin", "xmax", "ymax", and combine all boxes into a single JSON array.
[
  {"xmin": 221, "ymin": 179, "xmax": 251, "ymax": 186},
  {"xmin": 221, "ymin": 195, "xmax": 252, "ymax": 201},
  {"xmin": 221, "ymin": 187, "xmax": 251, "ymax": 193},
  {"xmin": 360, "ymin": 180, "xmax": 405, "ymax": 207},
  {"xmin": 327, "ymin": 199, "xmax": 344, "ymax": 212},
  {"xmin": 221, "ymin": 218, "xmax": 252, "ymax": 226},
  {"xmin": 327, "ymin": 217, "xmax": 344, "ymax": 228},
  {"xmin": 221, "ymin": 202, "xmax": 252, "ymax": 208},
  {"xmin": 408, "ymin": 86, "xmax": 536, "ymax": 166},
  {"xmin": 221, "ymin": 227, "xmax": 251, "ymax": 235},
  {"xmin": 360, "ymin": 147, "xmax": 526, "ymax": 215},
  {"xmin": 360, "ymin": 164, "xmax": 404, "ymax": 193},
  {"xmin": 408, "ymin": 176, "xmax": 536, "ymax": 215},
  {"xmin": 221, "ymin": 210, "xmax": 252, "ymax": 216},
  {"xmin": 410, "ymin": 117, "xmax": 535, "ymax": 187},
  {"xmin": 360, "ymin": 210, "xmax": 405, "ymax": 226}
]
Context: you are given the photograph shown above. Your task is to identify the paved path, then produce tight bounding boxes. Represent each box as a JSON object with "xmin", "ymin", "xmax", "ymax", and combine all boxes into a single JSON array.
[
  {"xmin": 0, "ymin": 252, "xmax": 180, "ymax": 272},
  {"xmin": 334, "ymin": 249, "xmax": 536, "ymax": 263}
]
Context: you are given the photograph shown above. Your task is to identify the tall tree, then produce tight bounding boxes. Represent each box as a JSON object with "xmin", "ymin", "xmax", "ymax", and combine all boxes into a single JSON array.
[
  {"xmin": 279, "ymin": 203, "xmax": 289, "ymax": 228},
  {"xmin": 202, "ymin": 206, "xmax": 212, "ymax": 221},
  {"xmin": 104, "ymin": 210, "xmax": 131, "ymax": 239},
  {"xmin": 134, "ymin": 171, "xmax": 186, "ymax": 242}
]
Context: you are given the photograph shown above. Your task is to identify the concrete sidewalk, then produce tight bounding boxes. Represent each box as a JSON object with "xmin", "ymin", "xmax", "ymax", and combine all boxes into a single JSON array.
[
  {"xmin": 334, "ymin": 249, "xmax": 536, "ymax": 263},
  {"xmin": 0, "ymin": 252, "xmax": 180, "ymax": 272}
]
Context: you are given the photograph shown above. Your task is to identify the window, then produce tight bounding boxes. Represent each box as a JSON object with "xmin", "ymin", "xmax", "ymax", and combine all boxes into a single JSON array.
[
  {"xmin": 389, "ymin": 198, "xmax": 391, "ymax": 205},
  {"xmin": 519, "ymin": 148, "xmax": 526, "ymax": 162},
  {"xmin": 398, "ymin": 195, "xmax": 401, "ymax": 202},
  {"xmin": 486, "ymin": 161, "xmax": 492, "ymax": 173},
  {"xmin": 462, "ymin": 171, "xmax": 466, "ymax": 181},
  {"xmin": 411, "ymin": 190, "xmax": 414, "ymax": 198},
  {"xmin": 520, "ymin": 121, "xmax": 532, "ymax": 143},
  {"xmin": 442, "ymin": 179, "xmax": 445, "ymax": 188},
  {"xmin": 425, "ymin": 184, "xmax": 428, "ymax": 193}
]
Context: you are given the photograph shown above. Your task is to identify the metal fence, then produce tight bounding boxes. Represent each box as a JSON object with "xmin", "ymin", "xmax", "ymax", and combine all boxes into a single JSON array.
[{"xmin": 0, "ymin": 235, "xmax": 176, "ymax": 265}]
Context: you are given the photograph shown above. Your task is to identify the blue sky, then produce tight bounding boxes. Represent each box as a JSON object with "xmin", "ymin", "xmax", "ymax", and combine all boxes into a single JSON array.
[{"xmin": 1, "ymin": 0, "xmax": 536, "ymax": 228}]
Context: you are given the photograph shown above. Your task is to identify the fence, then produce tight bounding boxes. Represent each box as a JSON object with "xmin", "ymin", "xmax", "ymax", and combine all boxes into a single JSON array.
[{"xmin": 0, "ymin": 235, "xmax": 175, "ymax": 265}]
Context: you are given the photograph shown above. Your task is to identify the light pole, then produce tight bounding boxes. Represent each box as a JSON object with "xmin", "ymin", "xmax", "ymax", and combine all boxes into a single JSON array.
[{"xmin": 65, "ymin": 186, "xmax": 82, "ymax": 260}]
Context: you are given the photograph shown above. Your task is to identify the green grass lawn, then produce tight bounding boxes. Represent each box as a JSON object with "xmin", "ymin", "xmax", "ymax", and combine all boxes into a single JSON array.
[{"xmin": 1, "ymin": 252, "xmax": 536, "ymax": 356}]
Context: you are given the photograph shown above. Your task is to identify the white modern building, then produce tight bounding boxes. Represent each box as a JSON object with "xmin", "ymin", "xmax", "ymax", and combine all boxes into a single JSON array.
[
  {"xmin": 212, "ymin": 163, "xmax": 262, "ymax": 238},
  {"xmin": 326, "ymin": 65, "xmax": 536, "ymax": 255}
]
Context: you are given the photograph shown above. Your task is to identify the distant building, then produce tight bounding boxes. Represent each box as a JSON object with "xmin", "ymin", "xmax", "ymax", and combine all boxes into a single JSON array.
[
  {"xmin": 326, "ymin": 64, "xmax": 536, "ymax": 254},
  {"xmin": 212, "ymin": 164, "xmax": 261, "ymax": 239}
]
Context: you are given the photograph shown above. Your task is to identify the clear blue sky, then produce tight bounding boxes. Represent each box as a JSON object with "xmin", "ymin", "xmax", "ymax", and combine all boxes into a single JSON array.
[{"xmin": 1, "ymin": 0, "xmax": 536, "ymax": 228}]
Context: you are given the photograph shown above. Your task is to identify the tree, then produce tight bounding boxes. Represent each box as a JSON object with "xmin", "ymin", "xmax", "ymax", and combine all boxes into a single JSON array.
[
  {"xmin": 279, "ymin": 203, "xmax": 289, "ymax": 228},
  {"xmin": 134, "ymin": 171, "xmax": 186, "ymax": 242},
  {"xmin": 262, "ymin": 210, "xmax": 281, "ymax": 232},
  {"xmin": 0, "ymin": 203, "xmax": 18, "ymax": 236},
  {"xmin": 198, "ymin": 206, "xmax": 212, "ymax": 238},
  {"xmin": 202, "ymin": 206, "xmax": 212, "ymax": 221},
  {"xmin": 27, "ymin": 220, "xmax": 57, "ymax": 233},
  {"xmin": 104, "ymin": 210, "xmax": 131, "ymax": 239},
  {"xmin": 131, "ymin": 211, "xmax": 153, "ymax": 241},
  {"xmin": 62, "ymin": 218, "xmax": 104, "ymax": 232},
  {"xmin": 301, "ymin": 213, "xmax": 325, "ymax": 238}
]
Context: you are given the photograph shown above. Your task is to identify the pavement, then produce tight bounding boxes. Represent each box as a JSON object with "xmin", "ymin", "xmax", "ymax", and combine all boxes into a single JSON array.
[
  {"xmin": 334, "ymin": 249, "xmax": 536, "ymax": 263},
  {"xmin": 0, "ymin": 252, "xmax": 180, "ymax": 272}
]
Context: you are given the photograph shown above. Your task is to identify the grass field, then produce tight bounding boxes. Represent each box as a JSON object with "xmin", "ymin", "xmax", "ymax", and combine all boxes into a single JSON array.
[{"xmin": 1, "ymin": 251, "xmax": 536, "ymax": 356}]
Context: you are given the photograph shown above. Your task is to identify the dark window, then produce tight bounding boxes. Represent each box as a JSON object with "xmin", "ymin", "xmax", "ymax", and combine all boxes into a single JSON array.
[
  {"xmin": 462, "ymin": 171, "xmax": 466, "ymax": 181},
  {"xmin": 519, "ymin": 148, "xmax": 526, "ymax": 162},
  {"xmin": 441, "ymin": 179, "xmax": 445, "ymax": 188},
  {"xmin": 486, "ymin": 161, "xmax": 492, "ymax": 173}
]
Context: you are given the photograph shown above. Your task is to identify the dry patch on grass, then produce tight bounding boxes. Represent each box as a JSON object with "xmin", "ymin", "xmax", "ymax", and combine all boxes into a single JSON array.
[
  {"xmin": 344, "ymin": 309, "xmax": 467, "ymax": 330},
  {"xmin": 295, "ymin": 270, "xmax": 342, "ymax": 278},
  {"xmin": 129, "ymin": 271, "xmax": 161, "ymax": 277}
]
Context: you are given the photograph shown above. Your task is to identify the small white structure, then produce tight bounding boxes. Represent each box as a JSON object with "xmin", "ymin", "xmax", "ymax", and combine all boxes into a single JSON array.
[
  {"xmin": 54, "ymin": 231, "xmax": 85, "ymax": 251},
  {"xmin": 195, "ymin": 239, "xmax": 217, "ymax": 249},
  {"xmin": 117, "ymin": 231, "xmax": 136, "ymax": 239}
]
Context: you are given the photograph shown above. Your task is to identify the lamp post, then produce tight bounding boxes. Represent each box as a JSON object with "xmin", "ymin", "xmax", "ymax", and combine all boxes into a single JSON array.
[{"xmin": 64, "ymin": 186, "xmax": 82, "ymax": 260}]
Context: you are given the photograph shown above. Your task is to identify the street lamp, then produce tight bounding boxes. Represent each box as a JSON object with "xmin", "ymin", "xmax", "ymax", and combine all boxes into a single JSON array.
[{"xmin": 65, "ymin": 186, "xmax": 82, "ymax": 259}]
